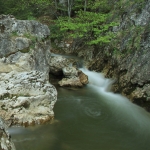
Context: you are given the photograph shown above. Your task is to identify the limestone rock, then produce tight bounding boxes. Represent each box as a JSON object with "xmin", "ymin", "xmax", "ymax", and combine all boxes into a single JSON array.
[
  {"xmin": 62, "ymin": 67, "xmax": 78, "ymax": 77},
  {"xmin": 0, "ymin": 15, "xmax": 57, "ymax": 126},
  {"xmin": 78, "ymin": 70, "xmax": 88, "ymax": 85},
  {"xmin": 59, "ymin": 67, "xmax": 88, "ymax": 87},
  {"xmin": 0, "ymin": 71, "xmax": 57, "ymax": 126},
  {"xmin": 58, "ymin": 77, "xmax": 83, "ymax": 87},
  {"xmin": 49, "ymin": 55, "xmax": 72, "ymax": 76},
  {"xmin": 0, "ymin": 15, "xmax": 51, "ymax": 73},
  {"xmin": 0, "ymin": 118, "xmax": 16, "ymax": 150}
]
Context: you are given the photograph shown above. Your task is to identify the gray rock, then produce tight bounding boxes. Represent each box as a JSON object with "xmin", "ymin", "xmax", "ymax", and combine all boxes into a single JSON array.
[
  {"xmin": 88, "ymin": 0, "xmax": 150, "ymax": 110},
  {"xmin": 0, "ymin": 118, "xmax": 16, "ymax": 150},
  {"xmin": 58, "ymin": 77, "xmax": 83, "ymax": 87},
  {"xmin": 0, "ymin": 15, "xmax": 57, "ymax": 126},
  {"xmin": 0, "ymin": 71, "xmax": 57, "ymax": 126},
  {"xmin": 59, "ymin": 67, "xmax": 88, "ymax": 87},
  {"xmin": 15, "ymin": 37, "xmax": 30, "ymax": 50},
  {"xmin": 62, "ymin": 67, "xmax": 78, "ymax": 77},
  {"xmin": 49, "ymin": 56, "xmax": 72, "ymax": 75},
  {"xmin": 0, "ymin": 15, "xmax": 50, "ymax": 58}
]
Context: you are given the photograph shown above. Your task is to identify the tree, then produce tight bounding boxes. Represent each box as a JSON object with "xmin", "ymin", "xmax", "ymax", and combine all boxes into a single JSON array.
[{"xmin": 52, "ymin": 0, "xmax": 116, "ymax": 48}]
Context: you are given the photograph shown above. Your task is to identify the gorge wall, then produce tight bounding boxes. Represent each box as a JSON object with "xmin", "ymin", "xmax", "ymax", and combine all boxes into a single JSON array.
[
  {"xmin": 88, "ymin": 0, "xmax": 150, "ymax": 111},
  {"xmin": 51, "ymin": 0, "xmax": 150, "ymax": 111}
]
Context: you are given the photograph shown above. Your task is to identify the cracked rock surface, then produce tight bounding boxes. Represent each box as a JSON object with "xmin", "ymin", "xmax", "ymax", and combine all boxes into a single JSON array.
[{"xmin": 0, "ymin": 71, "xmax": 57, "ymax": 126}]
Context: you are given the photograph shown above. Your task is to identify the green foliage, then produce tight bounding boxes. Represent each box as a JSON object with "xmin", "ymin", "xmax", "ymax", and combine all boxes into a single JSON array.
[
  {"xmin": 50, "ymin": 24, "xmax": 66, "ymax": 42},
  {"xmin": 1, "ymin": 0, "xmax": 146, "ymax": 56},
  {"xmin": 11, "ymin": 31, "xmax": 18, "ymax": 37},
  {"xmin": 23, "ymin": 33, "xmax": 37, "ymax": 50},
  {"xmin": 51, "ymin": 0, "xmax": 117, "ymax": 47},
  {"xmin": 0, "ymin": 0, "xmax": 54, "ymax": 19}
]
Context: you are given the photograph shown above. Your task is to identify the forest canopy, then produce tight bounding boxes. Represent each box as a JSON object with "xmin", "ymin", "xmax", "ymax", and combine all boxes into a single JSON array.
[{"xmin": 1, "ymin": 0, "xmax": 131, "ymax": 49}]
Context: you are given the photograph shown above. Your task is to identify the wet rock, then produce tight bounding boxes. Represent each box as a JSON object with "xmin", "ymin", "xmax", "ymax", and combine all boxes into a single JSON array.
[
  {"xmin": 83, "ymin": 1, "xmax": 150, "ymax": 111},
  {"xmin": 62, "ymin": 67, "xmax": 78, "ymax": 77},
  {"xmin": 58, "ymin": 77, "xmax": 83, "ymax": 87},
  {"xmin": 78, "ymin": 70, "xmax": 88, "ymax": 85}
]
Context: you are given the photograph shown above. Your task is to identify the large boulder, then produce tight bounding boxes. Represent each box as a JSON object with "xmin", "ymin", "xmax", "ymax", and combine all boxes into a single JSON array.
[
  {"xmin": 58, "ymin": 67, "xmax": 88, "ymax": 87},
  {"xmin": 58, "ymin": 77, "xmax": 83, "ymax": 87},
  {"xmin": 0, "ymin": 71, "xmax": 57, "ymax": 126},
  {"xmin": 49, "ymin": 55, "xmax": 74, "ymax": 76},
  {"xmin": 0, "ymin": 15, "xmax": 57, "ymax": 126},
  {"xmin": 0, "ymin": 15, "xmax": 51, "ymax": 74},
  {"xmin": 62, "ymin": 67, "xmax": 78, "ymax": 77},
  {"xmin": 0, "ymin": 118, "xmax": 16, "ymax": 150}
]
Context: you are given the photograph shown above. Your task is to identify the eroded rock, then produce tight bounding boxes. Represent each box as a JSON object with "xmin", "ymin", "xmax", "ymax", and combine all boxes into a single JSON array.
[
  {"xmin": 0, "ymin": 118, "xmax": 16, "ymax": 150},
  {"xmin": 78, "ymin": 70, "xmax": 88, "ymax": 85},
  {"xmin": 59, "ymin": 67, "xmax": 88, "ymax": 87},
  {"xmin": 0, "ymin": 71, "xmax": 57, "ymax": 126},
  {"xmin": 0, "ymin": 15, "xmax": 57, "ymax": 126},
  {"xmin": 58, "ymin": 77, "xmax": 83, "ymax": 87},
  {"xmin": 49, "ymin": 55, "xmax": 73, "ymax": 76}
]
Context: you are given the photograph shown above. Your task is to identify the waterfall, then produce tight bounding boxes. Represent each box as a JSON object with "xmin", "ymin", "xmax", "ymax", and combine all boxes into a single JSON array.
[{"xmin": 81, "ymin": 68, "xmax": 150, "ymax": 134}]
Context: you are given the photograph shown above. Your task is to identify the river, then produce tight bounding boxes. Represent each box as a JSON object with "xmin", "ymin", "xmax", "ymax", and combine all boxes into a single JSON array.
[{"xmin": 9, "ymin": 69, "xmax": 150, "ymax": 150}]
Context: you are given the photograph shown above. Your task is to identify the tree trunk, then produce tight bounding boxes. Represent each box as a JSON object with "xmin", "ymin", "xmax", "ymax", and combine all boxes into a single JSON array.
[
  {"xmin": 67, "ymin": 0, "xmax": 71, "ymax": 18},
  {"xmin": 84, "ymin": 0, "xmax": 87, "ymax": 11},
  {"xmin": 54, "ymin": 0, "xmax": 57, "ymax": 9}
]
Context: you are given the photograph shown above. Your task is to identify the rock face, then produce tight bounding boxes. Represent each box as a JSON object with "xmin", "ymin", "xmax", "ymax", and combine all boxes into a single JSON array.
[
  {"xmin": 58, "ymin": 67, "xmax": 88, "ymax": 87},
  {"xmin": 0, "ymin": 15, "xmax": 57, "ymax": 126},
  {"xmin": 0, "ymin": 14, "xmax": 51, "ymax": 73},
  {"xmin": 49, "ymin": 55, "xmax": 88, "ymax": 87},
  {"xmin": 0, "ymin": 71, "xmax": 57, "ymax": 126},
  {"xmin": 50, "ymin": 1, "xmax": 150, "ymax": 110},
  {"xmin": 88, "ymin": 0, "xmax": 150, "ymax": 110},
  {"xmin": 0, "ymin": 118, "xmax": 16, "ymax": 150},
  {"xmin": 49, "ymin": 55, "xmax": 72, "ymax": 76}
]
